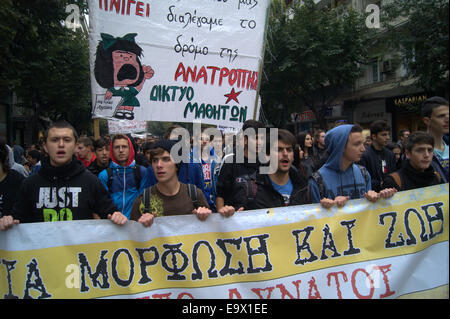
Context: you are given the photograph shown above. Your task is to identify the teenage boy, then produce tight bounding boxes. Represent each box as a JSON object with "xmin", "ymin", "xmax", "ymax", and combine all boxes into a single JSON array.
[
  {"xmin": 313, "ymin": 129, "xmax": 329, "ymax": 165},
  {"xmin": 0, "ymin": 121, "xmax": 127, "ymax": 230},
  {"xmin": 0, "ymin": 140, "xmax": 24, "ymax": 219},
  {"xmin": 76, "ymin": 136, "xmax": 96, "ymax": 167},
  {"xmin": 396, "ymin": 129, "xmax": 410, "ymax": 152},
  {"xmin": 191, "ymin": 127, "xmax": 222, "ymax": 211},
  {"xmin": 309, "ymin": 124, "xmax": 396, "ymax": 209},
  {"xmin": 358, "ymin": 120, "xmax": 397, "ymax": 192},
  {"xmin": 98, "ymin": 134, "xmax": 150, "ymax": 219},
  {"xmin": 26, "ymin": 149, "xmax": 42, "ymax": 175},
  {"xmin": 140, "ymin": 141, "xmax": 153, "ymax": 168},
  {"xmin": 216, "ymin": 120, "xmax": 266, "ymax": 211},
  {"xmin": 383, "ymin": 131, "xmax": 443, "ymax": 191},
  {"xmin": 234, "ymin": 129, "xmax": 310, "ymax": 210},
  {"xmin": 422, "ymin": 96, "xmax": 449, "ymax": 182},
  {"xmin": 161, "ymin": 124, "xmax": 204, "ymax": 190},
  {"xmin": 87, "ymin": 137, "xmax": 111, "ymax": 176},
  {"xmin": 130, "ymin": 139, "xmax": 235, "ymax": 227}
]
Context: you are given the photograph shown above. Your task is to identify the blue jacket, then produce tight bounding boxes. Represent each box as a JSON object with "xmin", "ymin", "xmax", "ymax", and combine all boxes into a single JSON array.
[
  {"xmin": 432, "ymin": 154, "xmax": 449, "ymax": 183},
  {"xmin": 98, "ymin": 137, "xmax": 150, "ymax": 219},
  {"xmin": 309, "ymin": 125, "xmax": 372, "ymax": 203},
  {"xmin": 191, "ymin": 146, "xmax": 221, "ymax": 210}
]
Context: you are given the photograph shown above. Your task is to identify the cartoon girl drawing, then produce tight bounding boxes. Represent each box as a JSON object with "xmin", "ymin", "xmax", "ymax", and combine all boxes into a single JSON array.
[{"xmin": 94, "ymin": 33, "xmax": 154, "ymax": 120}]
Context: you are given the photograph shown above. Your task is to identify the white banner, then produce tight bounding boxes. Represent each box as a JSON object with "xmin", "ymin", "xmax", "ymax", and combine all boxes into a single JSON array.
[
  {"xmin": 88, "ymin": 0, "xmax": 270, "ymax": 129},
  {"xmin": 0, "ymin": 185, "xmax": 448, "ymax": 299},
  {"xmin": 108, "ymin": 119, "xmax": 147, "ymax": 134}
]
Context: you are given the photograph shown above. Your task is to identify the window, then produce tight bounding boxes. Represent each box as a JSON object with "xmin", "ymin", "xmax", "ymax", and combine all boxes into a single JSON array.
[{"xmin": 372, "ymin": 59, "xmax": 380, "ymax": 83}]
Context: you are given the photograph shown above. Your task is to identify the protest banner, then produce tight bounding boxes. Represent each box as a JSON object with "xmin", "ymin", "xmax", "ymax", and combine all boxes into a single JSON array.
[
  {"xmin": 108, "ymin": 119, "xmax": 147, "ymax": 134},
  {"xmin": 88, "ymin": 0, "xmax": 270, "ymax": 130},
  {"xmin": 0, "ymin": 184, "xmax": 448, "ymax": 299}
]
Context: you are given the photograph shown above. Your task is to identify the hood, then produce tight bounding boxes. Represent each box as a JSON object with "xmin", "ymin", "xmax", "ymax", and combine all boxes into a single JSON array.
[
  {"xmin": 39, "ymin": 155, "xmax": 85, "ymax": 180},
  {"xmin": 6, "ymin": 145, "xmax": 29, "ymax": 177},
  {"xmin": 6, "ymin": 145, "xmax": 16, "ymax": 167},
  {"xmin": 110, "ymin": 135, "xmax": 135, "ymax": 167},
  {"xmin": 323, "ymin": 124, "xmax": 354, "ymax": 172},
  {"xmin": 13, "ymin": 145, "xmax": 24, "ymax": 164}
]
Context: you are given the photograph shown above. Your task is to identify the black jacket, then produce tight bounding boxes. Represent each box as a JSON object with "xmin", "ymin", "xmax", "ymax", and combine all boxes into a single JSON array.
[
  {"xmin": 11, "ymin": 156, "xmax": 118, "ymax": 223},
  {"xmin": 359, "ymin": 145, "xmax": 397, "ymax": 192},
  {"xmin": 382, "ymin": 159, "xmax": 442, "ymax": 191},
  {"xmin": 216, "ymin": 154, "xmax": 261, "ymax": 207},
  {"xmin": 0, "ymin": 169, "xmax": 25, "ymax": 218},
  {"xmin": 234, "ymin": 167, "xmax": 310, "ymax": 210},
  {"xmin": 432, "ymin": 153, "xmax": 449, "ymax": 183},
  {"xmin": 313, "ymin": 145, "xmax": 329, "ymax": 167},
  {"xmin": 87, "ymin": 159, "xmax": 110, "ymax": 176}
]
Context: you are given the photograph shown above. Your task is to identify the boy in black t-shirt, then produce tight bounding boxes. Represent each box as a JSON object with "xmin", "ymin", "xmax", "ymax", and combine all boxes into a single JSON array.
[
  {"xmin": 358, "ymin": 120, "xmax": 397, "ymax": 192},
  {"xmin": 0, "ymin": 121, "xmax": 127, "ymax": 231},
  {"xmin": 215, "ymin": 120, "xmax": 266, "ymax": 211}
]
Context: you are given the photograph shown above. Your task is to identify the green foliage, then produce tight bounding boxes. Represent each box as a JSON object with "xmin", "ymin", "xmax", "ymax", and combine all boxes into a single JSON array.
[
  {"xmin": 0, "ymin": 0, "xmax": 92, "ymax": 134},
  {"xmin": 147, "ymin": 121, "xmax": 192, "ymax": 138},
  {"xmin": 261, "ymin": 0, "xmax": 376, "ymax": 128},
  {"xmin": 381, "ymin": 0, "xmax": 449, "ymax": 95}
]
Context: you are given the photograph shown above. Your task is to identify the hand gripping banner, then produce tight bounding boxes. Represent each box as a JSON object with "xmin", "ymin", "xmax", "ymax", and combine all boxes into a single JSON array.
[{"xmin": 0, "ymin": 184, "xmax": 448, "ymax": 299}]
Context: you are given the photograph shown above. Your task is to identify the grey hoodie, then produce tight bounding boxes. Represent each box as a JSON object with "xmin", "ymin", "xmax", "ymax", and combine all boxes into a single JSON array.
[
  {"xmin": 7, "ymin": 145, "xmax": 29, "ymax": 178},
  {"xmin": 308, "ymin": 124, "xmax": 371, "ymax": 202}
]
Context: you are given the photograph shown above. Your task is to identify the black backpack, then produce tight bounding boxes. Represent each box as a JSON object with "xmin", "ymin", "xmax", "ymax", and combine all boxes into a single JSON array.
[
  {"xmin": 238, "ymin": 173, "xmax": 258, "ymax": 202},
  {"xmin": 106, "ymin": 165, "xmax": 142, "ymax": 191},
  {"xmin": 142, "ymin": 184, "xmax": 199, "ymax": 214}
]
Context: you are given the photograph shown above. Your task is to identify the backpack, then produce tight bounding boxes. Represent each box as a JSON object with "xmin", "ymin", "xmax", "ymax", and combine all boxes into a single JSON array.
[
  {"xmin": 389, "ymin": 171, "xmax": 441, "ymax": 190},
  {"xmin": 142, "ymin": 184, "xmax": 199, "ymax": 214},
  {"xmin": 238, "ymin": 170, "xmax": 308, "ymax": 207},
  {"xmin": 239, "ymin": 173, "xmax": 258, "ymax": 202},
  {"xmin": 106, "ymin": 164, "xmax": 142, "ymax": 191},
  {"xmin": 311, "ymin": 164, "xmax": 369, "ymax": 199},
  {"xmin": 218, "ymin": 152, "xmax": 259, "ymax": 204}
]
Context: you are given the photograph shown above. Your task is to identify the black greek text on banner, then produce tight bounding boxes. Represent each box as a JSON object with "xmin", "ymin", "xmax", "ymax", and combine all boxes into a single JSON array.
[{"xmin": 0, "ymin": 184, "xmax": 448, "ymax": 299}]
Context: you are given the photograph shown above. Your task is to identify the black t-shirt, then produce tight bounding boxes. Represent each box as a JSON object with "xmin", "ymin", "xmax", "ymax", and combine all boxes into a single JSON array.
[
  {"xmin": 359, "ymin": 145, "xmax": 396, "ymax": 192},
  {"xmin": 0, "ymin": 170, "xmax": 25, "ymax": 218}
]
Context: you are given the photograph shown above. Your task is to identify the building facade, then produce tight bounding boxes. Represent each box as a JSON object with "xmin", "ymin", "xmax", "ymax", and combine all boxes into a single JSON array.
[{"xmin": 286, "ymin": 0, "xmax": 444, "ymax": 141}]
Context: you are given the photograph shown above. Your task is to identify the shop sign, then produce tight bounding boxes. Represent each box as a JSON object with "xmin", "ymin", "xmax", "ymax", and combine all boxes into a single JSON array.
[
  {"xmin": 291, "ymin": 110, "xmax": 316, "ymax": 122},
  {"xmin": 354, "ymin": 103, "xmax": 386, "ymax": 123},
  {"xmin": 393, "ymin": 94, "xmax": 427, "ymax": 109}
]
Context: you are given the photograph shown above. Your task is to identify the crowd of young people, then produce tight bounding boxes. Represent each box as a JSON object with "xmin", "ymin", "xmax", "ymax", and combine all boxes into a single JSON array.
[{"xmin": 0, "ymin": 96, "xmax": 448, "ymax": 231}]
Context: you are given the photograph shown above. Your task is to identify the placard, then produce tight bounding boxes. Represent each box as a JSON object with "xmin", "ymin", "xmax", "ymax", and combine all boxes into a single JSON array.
[{"xmin": 89, "ymin": 0, "xmax": 270, "ymax": 129}]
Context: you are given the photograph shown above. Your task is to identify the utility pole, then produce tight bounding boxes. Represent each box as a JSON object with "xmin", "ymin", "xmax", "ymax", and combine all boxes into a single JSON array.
[{"xmin": 93, "ymin": 118, "xmax": 100, "ymax": 139}]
